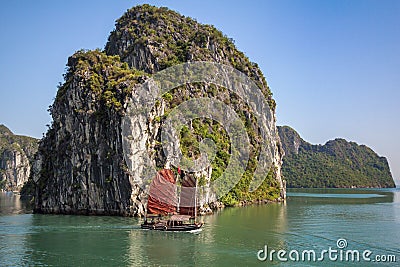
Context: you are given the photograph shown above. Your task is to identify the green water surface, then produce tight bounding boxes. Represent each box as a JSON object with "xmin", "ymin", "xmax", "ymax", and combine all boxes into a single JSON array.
[{"xmin": 0, "ymin": 188, "xmax": 399, "ymax": 266}]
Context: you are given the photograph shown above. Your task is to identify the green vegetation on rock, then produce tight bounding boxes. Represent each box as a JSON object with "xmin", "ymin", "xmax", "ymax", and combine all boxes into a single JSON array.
[
  {"xmin": 0, "ymin": 125, "xmax": 38, "ymax": 156},
  {"xmin": 106, "ymin": 4, "xmax": 276, "ymax": 110},
  {"xmin": 162, "ymin": 82, "xmax": 281, "ymax": 206},
  {"xmin": 278, "ymin": 126, "xmax": 395, "ymax": 188},
  {"xmin": 55, "ymin": 49, "xmax": 147, "ymax": 113}
]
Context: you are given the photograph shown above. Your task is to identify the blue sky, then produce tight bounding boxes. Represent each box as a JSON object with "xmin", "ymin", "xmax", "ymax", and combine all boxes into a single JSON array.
[{"xmin": 0, "ymin": 0, "xmax": 399, "ymax": 185}]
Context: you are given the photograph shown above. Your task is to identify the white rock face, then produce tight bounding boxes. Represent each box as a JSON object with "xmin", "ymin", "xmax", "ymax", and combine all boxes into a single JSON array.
[
  {"xmin": 0, "ymin": 147, "xmax": 31, "ymax": 191},
  {"xmin": 0, "ymin": 126, "xmax": 38, "ymax": 192}
]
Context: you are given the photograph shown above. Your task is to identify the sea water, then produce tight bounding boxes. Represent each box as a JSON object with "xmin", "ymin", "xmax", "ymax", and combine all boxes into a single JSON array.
[{"xmin": 0, "ymin": 188, "xmax": 399, "ymax": 266}]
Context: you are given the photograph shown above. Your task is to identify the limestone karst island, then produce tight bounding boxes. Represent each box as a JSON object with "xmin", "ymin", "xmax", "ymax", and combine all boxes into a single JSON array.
[{"xmin": 1, "ymin": 5, "xmax": 395, "ymax": 217}]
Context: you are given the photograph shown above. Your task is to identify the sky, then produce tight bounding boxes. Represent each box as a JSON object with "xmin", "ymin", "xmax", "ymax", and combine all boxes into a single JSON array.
[{"xmin": 0, "ymin": 0, "xmax": 399, "ymax": 185}]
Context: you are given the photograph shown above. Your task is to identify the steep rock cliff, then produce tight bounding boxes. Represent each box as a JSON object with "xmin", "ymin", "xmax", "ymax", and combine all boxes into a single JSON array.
[
  {"xmin": 278, "ymin": 126, "xmax": 395, "ymax": 188},
  {"xmin": 28, "ymin": 51, "xmax": 147, "ymax": 215},
  {"xmin": 106, "ymin": 5, "xmax": 284, "ymax": 205},
  {"xmin": 26, "ymin": 5, "xmax": 285, "ymax": 216},
  {"xmin": 0, "ymin": 125, "xmax": 38, "ymax": 191}
]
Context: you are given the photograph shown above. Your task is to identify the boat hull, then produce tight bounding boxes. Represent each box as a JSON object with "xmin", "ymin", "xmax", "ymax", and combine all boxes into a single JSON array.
[{"xmin": 141, "ymin": 222, "xmax": 203, "ymax": 232}]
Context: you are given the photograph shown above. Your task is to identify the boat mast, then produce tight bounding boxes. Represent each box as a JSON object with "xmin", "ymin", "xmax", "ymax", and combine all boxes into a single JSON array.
[
  {"xmin": 177, "ymin": 171, "xmax": 180, "ymax": 214},
  {"xmin": 144, "ymin": 200, "xmax": 148, "ymax": 221},
  {"xmin": 194, "ymin": 176, "xmax": 197, "ymax": 222}
]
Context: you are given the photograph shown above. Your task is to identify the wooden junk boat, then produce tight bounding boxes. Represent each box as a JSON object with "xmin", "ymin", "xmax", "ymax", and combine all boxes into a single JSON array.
[{"xmin": 141, "ymin": 169, "xmax": 203, "ymax": 232}]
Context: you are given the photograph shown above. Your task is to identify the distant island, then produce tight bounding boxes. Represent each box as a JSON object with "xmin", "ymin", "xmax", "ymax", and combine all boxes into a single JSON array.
[
  {"xmin": 0, "ymin": 125, "xmax": 38, "ymax": 192},
  {"xmin": 278, "ymin": 126, "xmax": 395, "ymax": 188}
]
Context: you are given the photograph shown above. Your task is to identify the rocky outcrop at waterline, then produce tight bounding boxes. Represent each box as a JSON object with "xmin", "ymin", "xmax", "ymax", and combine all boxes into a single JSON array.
[
  {"xmin": 0, "ymin": 125, "xmax": 38, "ymax": 192},
  {"xmin": 22, "ymin": 4, "xmax": 285, "ymax": 216}
]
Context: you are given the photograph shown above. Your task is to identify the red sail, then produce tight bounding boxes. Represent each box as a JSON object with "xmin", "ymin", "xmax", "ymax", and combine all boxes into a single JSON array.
[
  {"xmin": 147, "ymin": 169, "xmax": 178, "ymax": 215},
  {"xmin": 179, "ymin": 175, "xmax": 197, "ymax": 216}
]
